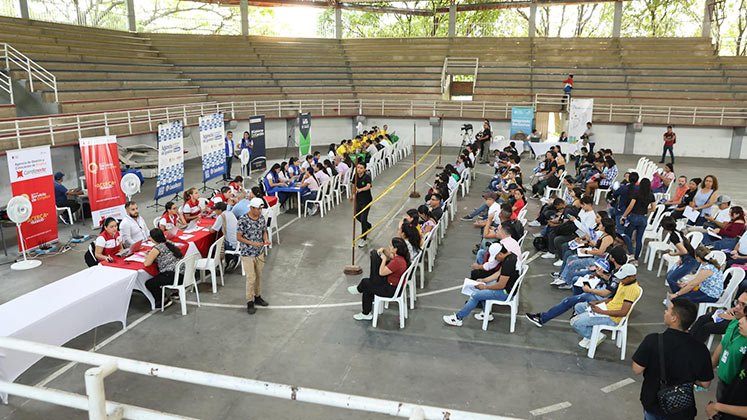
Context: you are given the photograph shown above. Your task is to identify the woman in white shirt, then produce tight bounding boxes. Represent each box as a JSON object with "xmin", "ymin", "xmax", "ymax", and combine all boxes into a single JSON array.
[
  {"xmin": 94, "ymin": 217, "xmax": 123, "ymax": 263},
  {"xmin": 300, "ymin": 167, "xmax": 321, "ymax": 215},
  {"xmin": 159, "ymin": 201, "xmax": 180, "ymax": 232},
  {"xmin": 314, "ymin": 163, "xmax": 331, "ymax": 185},
  {"xmin": 181, "ymin": 188, "xmax": 202, "ymax": 224}
]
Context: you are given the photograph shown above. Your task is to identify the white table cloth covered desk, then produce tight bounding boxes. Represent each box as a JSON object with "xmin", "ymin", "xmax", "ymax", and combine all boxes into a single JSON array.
[
  {"xmin": 0, "ymin": 266, "xmax": 138, "ymax": 403},
  {"xmin": 528, "ymin": 141, "xmax": 578, "ymax": 157}
]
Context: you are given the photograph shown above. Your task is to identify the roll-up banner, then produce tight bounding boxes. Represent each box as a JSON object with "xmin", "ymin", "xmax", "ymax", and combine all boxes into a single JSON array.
[
  {"xmin": 155, "ymin": 120, "xmax": 184, "ymax": 200},
  {"xmin": 510, "ymin": 107, "xmax": 534, "ymax": 140},
  {"xmin": 249, "ymin": 115, "xmax": 267, "ymax": 171},
  {"xmin": 298, "ymin": 112, "xmax": 311, "ymax": 156},
  {"xmin": 568, "ymin": 98, "xmax": 594, "ymax": 142},
  {"xmin": 199, "ymin": 112, "xmax": 226, "ymax": 182},
  {"xmin": 7, "ymin": 145, "xmax": 59, "ymax": 251},
  {"xmin": 79, "ymin": 135, "xmax": 126, "ymax": 227}
]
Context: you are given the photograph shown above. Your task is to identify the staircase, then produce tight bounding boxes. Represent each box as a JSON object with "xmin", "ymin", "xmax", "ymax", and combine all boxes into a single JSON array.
[{"xmin": 441, "ymin": 57, "xmax": 479, "ymax": 99}]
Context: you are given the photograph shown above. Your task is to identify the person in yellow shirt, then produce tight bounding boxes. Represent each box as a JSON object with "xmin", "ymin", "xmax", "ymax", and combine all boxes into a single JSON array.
[
  {"xmin": 570, "ymin": 263, "xmax": 642, "ymax": 349},
  {"xmin": 381, "ymin": 125, "xmax": 388, "ymax": 136},
  {"xmin": 336, "ymin": 140, "xmax": 349, "ymax": 157}
]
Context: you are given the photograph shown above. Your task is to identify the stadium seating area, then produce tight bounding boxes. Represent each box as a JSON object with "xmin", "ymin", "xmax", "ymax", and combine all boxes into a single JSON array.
[{"xmin": 1, "ymin": 16, "xmax": 746, "ymax": 121}]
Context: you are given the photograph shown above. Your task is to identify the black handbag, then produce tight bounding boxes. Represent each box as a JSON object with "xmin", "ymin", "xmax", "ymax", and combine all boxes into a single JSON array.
[{"xmin": 656, "ymin": 333, "xmax": 695, "ymax": 415}]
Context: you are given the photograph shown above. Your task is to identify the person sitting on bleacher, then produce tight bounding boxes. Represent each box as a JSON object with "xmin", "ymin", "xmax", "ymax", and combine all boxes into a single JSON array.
[
  {"xmin": 158, "ymin": 201, "xmax": 180, "ymax": 232},
  {"xmin": 570, "ymin": 263, "xmax": 642, "ymax": 349},
  {"xmin": 667, "ymin": 245, "xmax": 724, "ymax": 304},
  {"xmin": 443, "ymin": 243, "xmax": 521, "ymax": 327}
]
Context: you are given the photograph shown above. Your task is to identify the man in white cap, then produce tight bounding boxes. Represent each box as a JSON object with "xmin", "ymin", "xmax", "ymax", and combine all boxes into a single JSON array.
[
  {"xmin": 570, "ymin": 263, "xmax": 642, "ymax": 349},
  {"xmin": 236, "ymin": 197, "xmax": 271, "ymax": 314}
]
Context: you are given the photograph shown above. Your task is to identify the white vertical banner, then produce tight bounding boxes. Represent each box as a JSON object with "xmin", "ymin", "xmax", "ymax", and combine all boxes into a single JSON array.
[
  {"xmin": 199, "ymin": 112, "xmax": 225, "ymax": 182},
  {"xmin": 568, "ymin": 98, "xmax": 594, "ymax": 142},
  {"xmin": 154, "ymin": 121, "xmax": 184, "ymax": 200}
]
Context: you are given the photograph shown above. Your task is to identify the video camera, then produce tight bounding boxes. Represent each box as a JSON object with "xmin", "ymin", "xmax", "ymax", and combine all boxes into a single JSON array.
[{"xmin": 461, "ymin": 124, "xmax": 473, "ymax": 133}]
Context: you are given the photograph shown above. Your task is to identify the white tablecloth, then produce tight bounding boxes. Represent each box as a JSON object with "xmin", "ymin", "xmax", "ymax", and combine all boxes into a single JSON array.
[
  {"xmin": 0, "ymin": 266, "xmax": 138, "ymax": 402},
  {"xmin": 132, "ymin": 242, "xmax": 201, "ymax": 310},
  {"xmin": 527, "ymin": 141, "xmax": 578, "ymax": 157}
]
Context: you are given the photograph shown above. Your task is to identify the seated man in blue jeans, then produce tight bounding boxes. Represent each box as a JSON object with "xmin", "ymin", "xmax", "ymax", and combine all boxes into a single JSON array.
[
  {"xmin": 569, "ymin": 263, "xmax": 642, "ymax": 349},
  {"xmin": 443, "ymin": 244, "xmax": 521, "ymax": 327}
]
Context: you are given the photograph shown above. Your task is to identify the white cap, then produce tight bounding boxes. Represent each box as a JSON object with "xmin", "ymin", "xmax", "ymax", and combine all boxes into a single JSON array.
[
  {"xmin": 249, "ymin": 197, "xmax": 264, "ymax": 208},
  {"xmin": 488, "ymin": 243, "xmax": 504, "ymax": 260},
  {"xmin": 614, "ymin": 263, "xmax": 637, "ymax": 279}
]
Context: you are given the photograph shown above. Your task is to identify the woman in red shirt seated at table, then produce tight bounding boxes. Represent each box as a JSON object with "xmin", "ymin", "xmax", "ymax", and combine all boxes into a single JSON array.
[
  {"xmin": 94, "ymin": 217, "xmax": 123, "ymax": 263},
  {"xmin": 158, "ymin": 201, "xmax": 180, "ymax": 232},
  {"xmin": 347, "ymin": 237, "xmax": 410, "ymax": 321},
  {"xmin": 228, "ymin": 176, "xmax": 244, "ymax": 193},
  {"xmin": 143, "ymin": 228, "xmax": 184, "ymax": 309},
  {"xmin": 180, "ymin": 188, "xmax": 203, "ymax": 224}
]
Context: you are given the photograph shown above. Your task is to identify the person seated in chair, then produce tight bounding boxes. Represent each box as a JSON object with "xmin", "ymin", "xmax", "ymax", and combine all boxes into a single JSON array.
[
  {"xmin": 143, "ymin": 228, "xmax": 184, "ymax": 309},
  {"xmin": 209, "ymin": 202, "xmax": 239, "ymax": 270},
  {"xmin": 158, "ymin": 201, "xmax": 180, "ymax": 232},
  {"xmin": 90, "ymin": 217, "xmax": 123, "ymax": 265},
  {"xmin": 119, "ymin": 200, "xmax": 149, "ymax": 248},
  {"xmin": 667, "ymin": 245, "xmax": 724, "ymax": 304},
  {"xmin": 53, "ymin": 171, "xmax": 83, "ymax": 223}
]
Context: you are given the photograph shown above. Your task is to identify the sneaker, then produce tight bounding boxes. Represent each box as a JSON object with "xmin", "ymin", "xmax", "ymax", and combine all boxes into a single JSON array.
[
  {"xmin": 533, "ymin": 232, "xmax": 544, "ymax": 238},
  {"xmin": 527, "ymin": 220, "xmax": 541, "ymax": 227},
  {"xmin": 631, "ymin": 259, "xmax": 639, "ymax": 267},
  {"xmin": 254, "ymin": 296, "xmax": 269, "ymax": 307},
  {"xmin": 557, "ymin": 284, "xmax": 573, "ymax": 290},
  {"xmin": 525, "ymin": 313, "xmax": 543, "ymax": 328},
  {"xmin": 550, "ymin": 278, "xmax": 565, "ymax": 286},
  {"xmin": 353, "ymin": 312, "xmax": 373, "ymax": 321},
  {"xmin": 578, "ymin": 337, "xmax": 591, "ymax": 349},
  {"xmin": 246, "ymin": 301, "xmax": 256, "ymax": 315},
  {"xmin": 309, "ymin": 205, "xmax": 319, "ymax": 216},
  {"xmin": 541, "ymin": 252, "xmax": 555, "ymax": 259},
  {"xmin": 461, "ymin": 215, "xmax": 474, "ymax": 221},
  {"xmin": 551, "ymin": 272, "xmax": 560, "ymax": 278},
  {"xmin": 357, "ymin": 239, "xmax": 367, "ymax": 248},
  {"xmin": 531, "ymin": 193, "xmax": 540, "ymax": 199},
  {"xmin": 348, "ymin": 285, "xmax": 360, "ymax": 295},
  {"xmin": 553, "ymin": 259, "xmax": 564, "ymax": 267},
  {"xmin": 595, "ymin": 333, "xmax": 607, "ymax": 347},
  {"xmin": 474, "ymin": 312, "xmax": 494, "ymax": 322},
  {"xmin": 442, "ymin": 314, "xmax": 463, "ymax": 327}
]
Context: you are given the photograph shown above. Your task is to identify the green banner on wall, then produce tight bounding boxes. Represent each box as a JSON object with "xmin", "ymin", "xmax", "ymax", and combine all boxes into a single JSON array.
[{"xmin": 298, "ymin": 112, "xmax": 311, "ymax": 156}]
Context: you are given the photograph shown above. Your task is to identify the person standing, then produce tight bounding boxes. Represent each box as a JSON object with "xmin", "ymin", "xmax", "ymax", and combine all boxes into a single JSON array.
[
  {"xmin": 237, "ymin": 198, "xmax": 271, "ymax": 315},
  {"xmin": 711, "ymin": 306, "xmax": 747, "ymax": 402},
  {"xmin": 475, "ymin": 120, "xmax": 492, "ymax": 163},
  {"xmin": 352, "ymin": 162, "xmax": 373, "ymax": 248},
  {"xmin": 224, "ymin": 130, "xmax": 235, "ymax": 181},
  {"xmin": 631, "ymin": 298, "xmax": 713, "ymax": 420},
  {"xmin": 706, "ymin": 324, "xmax": 747, "ymax": 419},
  {"xmin": 659, "ymin": 126, "xmax": 676, "ymax": 164},
  {"xmin": 582, "ymin": 122, "xmax": 596, "ymax": 154},
  {"xmin": 562, "ymin": 74, "xmax": 573, "ymax": 110}
]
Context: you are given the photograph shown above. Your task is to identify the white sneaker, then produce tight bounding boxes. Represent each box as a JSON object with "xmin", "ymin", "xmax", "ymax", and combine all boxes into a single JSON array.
[
  {"xmin": 595, "ymin": 333, "xmax": 607, "ymax": 347},
  {"xmin": 578, "ymin": 338, "xmax": 591, "ymax": 349},
  {"xmin": 553, "ymin": 259, "xmax": 564, "ymax": 267},
  {"xmin": 541, "ymin": 252, "xmax": 555, "ymax": 259},
  {"xmin": 557, "ymin": 284, "xmax": 573, "ymax": 290},
  {"xmin": 357, "ymin": 239, "xmax": 367, "ymax": 248},
  {"xmin": 443, "ymin": 314, "xmax": 463, "ymax": 327},
  {"xmin": 347, "ymin": 286, "xmax": 359, "ymax": 295},
  {"xmin": 353, "ymin": 312, "xmax": 373, "ymax": 321},
  {"xmin": 309, "ymin": 205, "xmax": 319, "ymax": 216},
  {"xmin": 474, "ymin": 312, "xmax": 494, "ymax": 322},
  {"xmin": 550, "ymin": 278, "xmax": 565, "ymax": 286},
  {"xmin": 533, "ymin": 232, "xmax": 544, "ymax": 238},
  {"xmin": 527, "ymin": 220, "xmax": 541, "ymax": 227}
]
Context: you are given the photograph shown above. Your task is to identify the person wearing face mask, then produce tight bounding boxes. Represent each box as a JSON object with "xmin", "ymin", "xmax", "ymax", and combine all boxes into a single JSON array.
[{"xmin": 119, "ymin": 201, "xmax": 149, "ymax": 248}]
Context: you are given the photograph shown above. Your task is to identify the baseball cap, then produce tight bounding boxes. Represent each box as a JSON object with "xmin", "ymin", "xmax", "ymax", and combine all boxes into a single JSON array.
[
  {"xmin": 54, "ymin": 171, "xmax": 64, "ymax": 180},
  {"xmin": 488, "ymin": 243, "xmax": 504, "ymax": 260},
  {"xmin": 594, "ymin": 258, "xmax": 611, "ymax": 272},
  {"xmin": 482, "ymin": 192, "xmax": 498, "ymax": 201},
  {"xmin": 248, "ymin": 197, "xmax": 265, "ymax": 208},
  {"xmin": 614, "ymin": 263, "xmax": 637, "ymax": 279},
  {"xmin": 716, "ymin": 195, "xmax": 731, "ymax": 205}
]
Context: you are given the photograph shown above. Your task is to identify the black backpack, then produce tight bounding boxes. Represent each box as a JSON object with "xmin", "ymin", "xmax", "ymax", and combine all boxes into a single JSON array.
[{"xmin": 533, "ymin": 236, "xmax": 548, "ymax": 252}]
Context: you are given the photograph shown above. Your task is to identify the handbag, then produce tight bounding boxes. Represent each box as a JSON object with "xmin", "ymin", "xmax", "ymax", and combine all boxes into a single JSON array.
[{"xmin": 656, "ymin": 333, "xmax": 695, "ymax": 414}]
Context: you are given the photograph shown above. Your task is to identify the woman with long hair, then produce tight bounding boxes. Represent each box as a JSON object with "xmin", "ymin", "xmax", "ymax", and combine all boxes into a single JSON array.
[
  {"xmin": 399, "ymin": 220, "xmax": 422, "ymax": 260},
  {"xmin": 323, "ymin": 159, "xmax": 338, "ymax": 177},
  {"xmin": 553, "ymin": 217, "xmax": 617, "ymax": 289},
  {"xmin": 180, "ymin": 188, "xmax": 202, "ymax": 224},
  {"xmin": 287, "ymin": 157, "xmax": 302, "ymax": 181},
  {"xmin": 300, "ymin": 167, "xmax": 321, "ymax": 215},
  {"xmin": 702, "ymin": 206, "xmax": 746, "ymax": 250},
  {"xmin": 621, "ymin": 177, "xmax": 656, "ymax": 262},
  {"xmin": 417, "ymin": 205, "xmax": 437, "ymax": 235},
  {"xmin": 352, "ymin": 162, "xmax": 373, "ymax": 247},
  {"xmin": 144, "ymin": 228, "xmax": 185, "ymax": 308},
  {"xmin": 158, "ymin": 201, "xmax": 179, "ymax": 232},
  {"xmin": 691, "ymin": 175, "xmax": 719, "ymax": 225},
  {"xmin": 667, "ymin": 245, "xmax": 724, "ymax": 303},
  {"xmin": 348, "ymin": 237, "xmax": 410, "ymax": 321},
  {"xmin": 93, "ymin": 217, "xmax": 122, "ymax": 263},
  {"xmin": 660, "ymin": 216, "xmax": 699, "ymax": 288}
]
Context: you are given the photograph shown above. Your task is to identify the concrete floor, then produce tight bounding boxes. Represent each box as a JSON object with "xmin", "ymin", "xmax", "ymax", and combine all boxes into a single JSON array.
[{"xmin": 0, "ymin": 148, "xmax": 743, "ymax": 420}]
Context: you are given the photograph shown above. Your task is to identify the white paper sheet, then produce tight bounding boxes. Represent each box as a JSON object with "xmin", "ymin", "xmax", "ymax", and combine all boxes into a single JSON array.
[
  {"xmin": 587, "ymin": 302, "xmax": 608, "ymax": 317},
  {"xmin": 683, "ymin": 206, "xmax": 700, "ymax": 223},
  {"xmin": 573, "ymin": 275, "xmax": 601, "ymax": 289},
  {"xmin": 461, "ymin": 278, "xmax": 481, "ymax": 296}
]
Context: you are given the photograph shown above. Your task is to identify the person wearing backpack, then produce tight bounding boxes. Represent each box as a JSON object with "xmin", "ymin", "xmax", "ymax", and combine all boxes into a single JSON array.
[{"xmin": 632, "ymin": 298, "xmax": 713, "ymax": 420}]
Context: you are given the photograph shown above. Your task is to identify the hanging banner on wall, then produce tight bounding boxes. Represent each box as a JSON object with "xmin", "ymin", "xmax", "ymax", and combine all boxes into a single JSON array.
[
  {"xmin": 568, "ymin": 98, "xmax": 594, "ymax": 142},
  {"xmin": 7, "ymin": 146, "xmax": 58, "ymax": 251},
  {"xmin": 199, "ymin": 112, "xmax": 226, "ymax": 182},
  {"xmin": 510, "ymin": 107, "xmax": 534, "ymax": 140},
  {"xmin": 298, "ymin": 112, "xmax": 311, "ymax": 156},
  {"xmin": 79, "ymin": 135, "xmax": 126, "ymax": 227},
  {"xmin": 155, "ymin": 120, "xmax": 184, "ymax": 200},
  {"xmin": 249, "ymin": 115, "xmax": 267, "ymax": 171}
]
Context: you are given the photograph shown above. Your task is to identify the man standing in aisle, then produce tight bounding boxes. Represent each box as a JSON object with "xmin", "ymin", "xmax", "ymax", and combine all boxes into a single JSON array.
[
  {"xmin": 659, "ymin": 125, "xmax": 676, "ymax": 164},
  {"xmin": 237, "ymin": 198, "xmax": 271, "ymax": 314},
  {"xmin": 224, "ymin": 130, "xmax": 235, "ymax": 181},
  {"xmin": 582, "ymin": 122, "xmax": 596, "ymax": 154}
]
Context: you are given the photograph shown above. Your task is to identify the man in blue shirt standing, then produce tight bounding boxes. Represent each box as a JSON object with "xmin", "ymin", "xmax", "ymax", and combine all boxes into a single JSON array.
[
  {"xmin": 53, "ymin": 172, "xmax": 82, "ymax": 223},
  {"xmin": 223, "ymin": 130, "xmax": 235, "ymax": 181}
]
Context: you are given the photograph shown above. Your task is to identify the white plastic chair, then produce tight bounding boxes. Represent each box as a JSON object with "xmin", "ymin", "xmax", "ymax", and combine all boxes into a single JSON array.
[
  {"xmin": 628, "ymin": 157, "xmax": 646, "ymax": 175},
  {"xmin": 372, "ymin": 263, "xmax": 415, "ymax": 329},
  {"xmin": 516, "ymin": 208, "xmax": 528, "ymax": 227},
  {"xmin": 697, "ymin": 267, "xmax": 745, "ymax": 317},
  {"xmin": 517, "ymin": 231, "xmax": 528, "ymax": 248},
  {"xmin": 481, "ymin": 265, "xmax": 528, "ymax": 333},
  {"xmin": 593, "ymin": 173, "xmax": 618, "ymax": 205},
  {"xmin": 658, "ymin": 231, "xmax": 703, "ymax": 278},
  {"xmin": 225, "ymin": 249, "xmax": 244, "ymax": 275},
  {"xmin": 330, "ymin": 174, "xmax": 342, "ymax": 206},
  {"xmin": 587, "ymin": 286, "xmax": 643, "ymax": 360},
  {"xmin": 196, "ymin": 236, "xmax": 225, "ymax": 294},
  {"xmin": 423, "ymin": 227, "xmax": 438, "ymax": 273},
  {"xmin": 644, "ymin": 230, "xmax": 671, "ymax": 272},
  {"xmin": 57, "ymin": 206, "xmax": 74, "ymax": 225},
  {"xmin": 266, "ymin": 204, "xmax": 280, "ymax": 245},
  {"xmin": 303, "ymin": 186, "xmax": 326, "ymax": 218},
  {"xmin": 707, "ymin": 250, "xmax": 727, "ymax": 271},
  {"xmin": 153, "ymin": 216, "xmax": 161, "ymax": 229},
  {"xmin": 339, "ymin": 169, "xmax": 353, "ymax": 200},
  {"xmin": 459, "ymin": 168, "xmax": 471, "ymax": 197},
  {"xmin": 161, "ymin": 253, "xmax": 200, "ymax": 316},
  {"xmin": 543, "ymin": 170, "xmax": 565, "ymax": 200},
  {"xmin": 406, "ymin": 251, "xmax": 424, "ymax": 309}
]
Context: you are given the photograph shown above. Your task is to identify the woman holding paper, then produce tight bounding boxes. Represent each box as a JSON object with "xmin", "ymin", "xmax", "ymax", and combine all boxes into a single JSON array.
[
  {"xmin": 180, "ymin": 188, "xmax": 203, "ymax": 224},
  {"xmin": 667, "ymin": 245, "xmax": 724, "ymax": 303},
  {"xmin": 688, "ymin": 175, "xmax": 719, "ymax": 226},
  {"xmin": 701, "ymin": 206, "xmax": 746, "ymax": 251},
  {"xmin": 551, "ymin": 217, "xmax": 617, "ymax": 290},
  {"xmin": 661, "ymin": 216, "xmax": 699, "ymax": 287}
]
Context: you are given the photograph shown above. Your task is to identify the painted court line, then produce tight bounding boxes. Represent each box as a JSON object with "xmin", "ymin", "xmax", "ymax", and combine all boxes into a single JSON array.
[
  {"xmin": 529, "ymin": 401, "xmax": 572, "ymax": 417},
  {"xmin": 600, "ymin": 378, "xmax": 636, "ymax": 393}
]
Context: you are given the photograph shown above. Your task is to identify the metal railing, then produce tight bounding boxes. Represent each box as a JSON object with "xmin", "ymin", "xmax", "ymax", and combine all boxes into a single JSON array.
[
  {"xmin": 441, "ymin": 57, "xmax": 480, "ymax": 94},
  {"xmin": 0, "ymin": 97, "xmax": 745, "ymax": 150},
  {"xmin": 1, "ymin": 43, "xmax": 58, "ymax": 104},
  {"xmin": 0, "ymin": 336, "xmax": 518, "ymax": 420}
]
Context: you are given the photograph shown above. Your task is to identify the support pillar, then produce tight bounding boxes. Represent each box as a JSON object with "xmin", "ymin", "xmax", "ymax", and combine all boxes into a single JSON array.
[
  {"xmin": 335, "ymin": 6, "xmax": 342, "ymax": 39},
  {"xmin": 729, "ymin": 127, "xmax": 744, "ymax": 159},
  {"xmin": 126, "ymin": 0, "xmax": 136, "ymax": 32},
  {"xmin": 448, "ymin": 1, "xmax": 456, "ymax": 37},
  {"xmin": 528, "ymin": 2, "xmax": 537, "ymax": 37},
  {"xmin": 702, "ymin": 0, "xmax": 713, "ymax": 38},
  {"xmin": 240, "ymin": 0, "xmax": 249, "ymax": 36},
  {"xmin": 612, "ymin": 1, "xmax": 622, "ymax": 38},
  {"xmin": 623, "ymin": 124, "xmax": 637, "ymax": 155},
  {"xmin": 18, "ymin": 0, "xmax": 29, "ymax": 19}
]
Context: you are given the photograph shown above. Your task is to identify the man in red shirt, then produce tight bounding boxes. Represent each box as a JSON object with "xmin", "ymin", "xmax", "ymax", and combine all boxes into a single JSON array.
[
  {"xmin": 665, "ymin": 176, "xmax": 689, "ymax": 208},
  {"xmin": 562, "ymin": 74, "xmax": 573, "ymax": 110},
  {"xmin": 660, "ymin": 125, "xmax": 676, "ymax": 164}
]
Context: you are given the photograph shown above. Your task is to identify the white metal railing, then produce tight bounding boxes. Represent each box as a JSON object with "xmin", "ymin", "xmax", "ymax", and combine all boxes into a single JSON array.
[
  {"xmin": 441, "ymin": 57, "xmax": 479, "ymax": 94},
  {"xmin": 0, "ymin": 97, "xmax": 745, "ymax": 150},
  {"xmin": 0, "ymin": 337, "xmax": 519, "ymax": 420},
  {"xmin": 1, "ymin": 43, "xmax": 58, "ymax": 103},
  {"xmin": 0, "ymin": 64, "xmax": 10, "ymax": 104}
]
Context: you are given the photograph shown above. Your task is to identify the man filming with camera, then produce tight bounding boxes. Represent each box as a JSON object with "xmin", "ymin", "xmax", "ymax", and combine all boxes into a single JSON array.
[{"xmin": 475, "ymin": 120, "xmax": 492, "ymax": 163}]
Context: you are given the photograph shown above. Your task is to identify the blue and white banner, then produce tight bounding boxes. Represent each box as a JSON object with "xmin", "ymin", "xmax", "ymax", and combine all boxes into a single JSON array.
[
  {"xmin": 510, "ymin": 107, "xmax": 534, "ymax": 140},
  {"xmin": 155, "ymin": 120, "xmax": 184, "ymax": 200},
  {"xmin": 568, "ymin": 98, "xmax": 594, "ymax": 143},
  {"xmin": 199, "ymin": 112, "xmax": 226, "ymax": 182}
]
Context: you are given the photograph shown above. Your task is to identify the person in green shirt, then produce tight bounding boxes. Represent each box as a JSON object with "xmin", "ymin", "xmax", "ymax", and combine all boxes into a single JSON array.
[{"xmin": 712, "ymin": 313, "xmax": 747, "ymax": 402}]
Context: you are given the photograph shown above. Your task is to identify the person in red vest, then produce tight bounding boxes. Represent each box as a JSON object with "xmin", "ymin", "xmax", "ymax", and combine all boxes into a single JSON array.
[{"xmin": 94, "ymin": 217, "xmax": 123, "ymax": 263}]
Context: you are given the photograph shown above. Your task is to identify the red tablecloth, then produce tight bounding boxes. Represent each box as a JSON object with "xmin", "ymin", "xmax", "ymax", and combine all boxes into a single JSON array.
[
  {"xmin": 101, "ymin": 217, "xmax": 216, "ymax": 276},
  {"xmin": 265, "ymin": 195, "xmax": 278, "ymax": 207}
]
